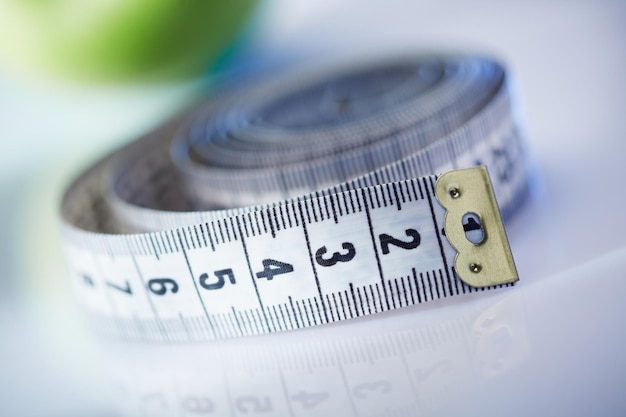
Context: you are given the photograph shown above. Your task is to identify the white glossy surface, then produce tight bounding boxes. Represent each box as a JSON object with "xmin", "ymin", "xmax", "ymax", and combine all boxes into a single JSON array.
[
  {"xmin": 1, "ymin": 0, "xmax": 625, "ymax": 415},
  {"xmin": 97, "ymin": 247, "xmax": 626, "ymax": 416}
]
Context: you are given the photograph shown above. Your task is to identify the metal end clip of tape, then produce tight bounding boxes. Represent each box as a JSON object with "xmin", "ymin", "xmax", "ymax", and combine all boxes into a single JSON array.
[
  {"xmin": 60, "ymin": 55, "xmax": 527, "ymax": 342},
  {"xmin": 435, "ymin": 167, "xmax": 518, "ymax": 288}
]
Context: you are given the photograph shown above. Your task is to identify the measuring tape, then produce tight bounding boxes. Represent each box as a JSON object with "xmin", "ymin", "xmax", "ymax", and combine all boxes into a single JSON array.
[{"xmin": 60, "ymin": 55, "xmax": 528, "ymax": 342}]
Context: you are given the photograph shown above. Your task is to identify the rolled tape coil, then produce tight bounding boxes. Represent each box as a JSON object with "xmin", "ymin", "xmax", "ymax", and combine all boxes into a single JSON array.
[{"xmin": 60, "ymin": 55, "xmax": 528, "ymax": 342}]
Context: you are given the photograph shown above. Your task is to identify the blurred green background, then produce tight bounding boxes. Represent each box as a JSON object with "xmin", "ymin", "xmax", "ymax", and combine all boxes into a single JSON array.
[{"xmin": 0, "ymin": 0, "xmax": 259, "ymax": 82}]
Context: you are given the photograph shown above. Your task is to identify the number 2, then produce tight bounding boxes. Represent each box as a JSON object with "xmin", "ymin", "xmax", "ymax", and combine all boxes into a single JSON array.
[{"xmin": 379, "ymin": 228, "xmax": 421, "ymax": 254}]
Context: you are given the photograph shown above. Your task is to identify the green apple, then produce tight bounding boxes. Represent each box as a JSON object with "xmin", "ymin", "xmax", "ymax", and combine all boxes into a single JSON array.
[{"xmin": 0, "ymin": 0, "xmax": 258, "ymax": 82}]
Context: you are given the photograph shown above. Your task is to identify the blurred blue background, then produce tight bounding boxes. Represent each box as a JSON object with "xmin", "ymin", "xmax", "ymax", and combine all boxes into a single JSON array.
[{"xmin": 1, "ymin": 1, "xmax": 625, "ymax": 416}]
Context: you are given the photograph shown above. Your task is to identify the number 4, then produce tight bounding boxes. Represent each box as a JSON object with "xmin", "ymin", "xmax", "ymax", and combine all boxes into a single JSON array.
[{"xmin": 256, "ymin": 259, "xmax": 294, "ymax": 280}]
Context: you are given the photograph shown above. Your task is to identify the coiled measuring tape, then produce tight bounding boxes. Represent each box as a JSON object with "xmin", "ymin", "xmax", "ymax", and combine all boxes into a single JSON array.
[{"xmin": 60, "ymin": 55, "xmax": 528, "ymax": 342}]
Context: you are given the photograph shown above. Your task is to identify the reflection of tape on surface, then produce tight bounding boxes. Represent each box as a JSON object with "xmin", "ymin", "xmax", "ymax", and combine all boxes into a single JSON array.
[
  {"xmin": 60, "ymin": 55, "xmax": 529, "ymax": 342},
  {"xmin": 102, "ymin": 293, "xmax": 529, "ymax": 417}
]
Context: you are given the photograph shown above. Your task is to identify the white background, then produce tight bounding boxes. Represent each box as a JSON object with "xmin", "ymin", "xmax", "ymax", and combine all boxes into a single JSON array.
[{"xmin": 1, "ymin": 0, "xmax": 625, "ymax": 415}]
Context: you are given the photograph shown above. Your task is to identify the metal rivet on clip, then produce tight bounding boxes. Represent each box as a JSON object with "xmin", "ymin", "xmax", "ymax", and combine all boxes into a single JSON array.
[
  {"xmin": 469, "ymin": 263, "xmax": 482, "ymax": 273},
  {"xmin": 448, "ymin": 187, "xmax": 460, "ymax": 199}
]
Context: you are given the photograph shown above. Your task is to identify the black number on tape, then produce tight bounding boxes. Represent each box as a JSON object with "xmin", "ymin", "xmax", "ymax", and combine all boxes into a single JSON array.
[
  {"xmin": 256, "ymin": 259, "xmax": 294, "ymax": 280},
  {"xmin": 492, "ymin": 147, "xmax": 514, "ymax": 183},
  {"xmin": 199, "ymin": 268, "xmax": 236, "ymax": 290},
  {"xmin": 81, "ymin": 274, "xmax": 95, "ymax": 287},
  {"xmin": 379, "ymin": 229, "xmax": 421, "ymax": 254},
  {"xmin": 106, "ymin": 280, "xmax": 132, "ymax": 295},
  {"xmin": 315, "ymin": 242, "xmax": 356, "ymax": 267},
  {"xmin": 147, "ymin": 278, "xmax": 179, "ymax": 295}
]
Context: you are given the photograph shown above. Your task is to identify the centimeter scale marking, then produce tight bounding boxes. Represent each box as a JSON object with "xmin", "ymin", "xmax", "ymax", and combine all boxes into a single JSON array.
[{"xmin": 66, "ymin": 174, "xmax": 513, "ymax": 343}]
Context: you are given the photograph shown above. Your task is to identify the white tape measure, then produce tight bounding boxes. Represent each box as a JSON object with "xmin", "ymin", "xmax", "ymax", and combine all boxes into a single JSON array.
[{"xmin": 60, "ymin": 55, "xmax": 528, "ymax": 342}]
